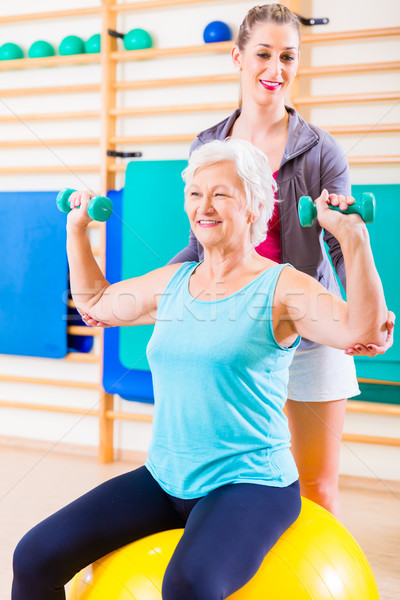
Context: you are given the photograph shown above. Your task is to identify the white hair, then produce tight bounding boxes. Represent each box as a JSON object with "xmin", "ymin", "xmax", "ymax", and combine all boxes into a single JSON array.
[{"xmin": 182, "ymin": 138, "xmax": 277, "ymax": 247}]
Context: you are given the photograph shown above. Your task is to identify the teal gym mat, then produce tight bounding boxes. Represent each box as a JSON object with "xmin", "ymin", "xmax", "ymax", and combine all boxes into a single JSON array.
[
  {"xmin": 119, "ymin": 160, "xmax": 189, "ymax": 372},
  {"xmin": 351, "ymin": 184, "xmax": 399, "ymax": 391}
]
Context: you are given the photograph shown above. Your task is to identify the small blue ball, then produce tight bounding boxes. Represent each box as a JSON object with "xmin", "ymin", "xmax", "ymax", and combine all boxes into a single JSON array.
[{"xmin": 203, "ymin": 21, "xmax": 232, "ymax": 44}]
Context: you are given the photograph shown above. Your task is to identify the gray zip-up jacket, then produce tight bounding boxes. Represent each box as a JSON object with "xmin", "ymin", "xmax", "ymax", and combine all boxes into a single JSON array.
[{"xmin": 169, "ymin": 107, "xmax": 350, "ymax": 348}]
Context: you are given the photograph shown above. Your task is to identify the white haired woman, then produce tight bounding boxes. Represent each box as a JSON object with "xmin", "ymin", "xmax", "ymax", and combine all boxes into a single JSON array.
[
  {"xmin": 13, "ymin": 139, "xmax": 387, "ymax": 600},
  {"xmin": 83, "ymin": 3, "xmax": 394, "ymax": 518}
]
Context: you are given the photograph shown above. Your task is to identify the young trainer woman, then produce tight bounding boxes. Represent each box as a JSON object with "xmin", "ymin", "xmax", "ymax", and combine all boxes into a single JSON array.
[{"xmin": 163, "ymin": 3, "xmax": 395, "ymax": 517}]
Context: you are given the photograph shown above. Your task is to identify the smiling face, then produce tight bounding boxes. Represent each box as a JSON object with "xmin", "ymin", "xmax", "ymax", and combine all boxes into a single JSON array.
[
  {"xmin": 232, "ymin": 21, "xmax": 299, "ymax": 107},
  {"xmin": 185, "ymin": 160, "xmax": 253, "ymax": 251}
]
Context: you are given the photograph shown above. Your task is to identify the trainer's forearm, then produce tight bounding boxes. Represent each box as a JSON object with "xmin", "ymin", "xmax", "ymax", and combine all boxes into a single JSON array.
[
  {"xmin": 67, "ymin": 224, "xmax": 110, "ymax": 314},
  {"xmin": 340, "ymin": 225, "xmax": 387, "ymax": 346}
]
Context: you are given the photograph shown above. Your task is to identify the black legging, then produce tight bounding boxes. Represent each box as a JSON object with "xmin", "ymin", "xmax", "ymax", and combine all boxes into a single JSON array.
[{"xmin": 12, "ymin": 466, "xmax": 300, "ymax": 600}]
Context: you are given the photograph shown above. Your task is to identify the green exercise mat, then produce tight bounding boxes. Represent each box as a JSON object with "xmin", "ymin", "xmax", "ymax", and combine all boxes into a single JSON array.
[
  {"xmin": 119, "ymin": 160, "xmax": 189, "ymax": 371},
  {"xmin": 351, "ymin": 184, "xmax": 399, "ymax": 393}
]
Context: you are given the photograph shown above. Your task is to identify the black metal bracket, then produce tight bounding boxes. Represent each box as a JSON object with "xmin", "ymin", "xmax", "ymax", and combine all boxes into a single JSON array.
[
  {"xmin": 108, "ymin": 28, "xmax": 125, "ymax": 39},
  {"xmin": 107, "ymin": 150, "xmax": 143, "ymax": 158},
  {"xmin": 295, "ymin": 14, "xmax": 329, "ymax": 26}
]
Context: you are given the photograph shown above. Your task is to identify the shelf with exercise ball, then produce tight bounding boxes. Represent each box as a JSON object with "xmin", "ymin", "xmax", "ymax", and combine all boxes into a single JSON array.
[
  {"xmin": 108, "ymin": 27, "xmax": 153, "ymax": 51},
  {"xmin": 0, "ymin": 38, "xmax": 233, "ymax": 72},
  {"xmin": 0, "ymin": 33, "xmax": 102, "ymax": 69}
]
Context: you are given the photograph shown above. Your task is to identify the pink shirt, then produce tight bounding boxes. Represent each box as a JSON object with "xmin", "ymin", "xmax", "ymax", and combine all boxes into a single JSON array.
[{"xmin": 255, "ymin": 171, "xmax": 281, "ymax": 263}]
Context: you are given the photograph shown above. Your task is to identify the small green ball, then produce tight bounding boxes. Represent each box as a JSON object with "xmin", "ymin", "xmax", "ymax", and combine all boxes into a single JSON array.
[
  {"xmin": 28, "ymin": 40, "xmax": 56, "ymax": 59},
  {"xmin": 123, "ymin": 28, "xmax": 153, "ymax": 51},
  {"xmin": 59, "ymin": 35, "xmax": 85, "ymax": 56},
  {"xmin": 0, "ymin": 42, "xmax": 24, "ymax": 61},
  {"xmin": 84, "ymin": 33, "xmax": 101, "ymax": 54}
]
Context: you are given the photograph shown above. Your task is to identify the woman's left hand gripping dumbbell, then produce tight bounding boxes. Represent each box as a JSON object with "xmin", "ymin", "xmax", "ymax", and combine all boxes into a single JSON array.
[{"xmin": 314, "ymin": 190, "xmax": 395, "ymax": 356}]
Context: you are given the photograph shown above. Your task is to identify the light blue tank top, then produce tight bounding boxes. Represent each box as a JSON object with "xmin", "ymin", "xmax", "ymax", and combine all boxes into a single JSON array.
[{"xmin": 145, "ymin": 261, "xmax": 300, "ymax": 499}]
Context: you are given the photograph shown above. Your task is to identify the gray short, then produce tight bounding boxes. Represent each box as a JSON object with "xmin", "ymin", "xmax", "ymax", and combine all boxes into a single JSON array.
[{"xmin": 287, "ymin": 344, "xmax": 360, "ymax": 402}]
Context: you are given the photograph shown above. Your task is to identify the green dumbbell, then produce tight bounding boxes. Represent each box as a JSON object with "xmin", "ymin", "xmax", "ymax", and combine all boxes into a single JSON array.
[
  {"xmin": 298, "ymin": 192, "xmax": 375, "ymax": 227},
  {"xmin": 56, "ymin": 188, "xmax": 113, "ymax": 222}
]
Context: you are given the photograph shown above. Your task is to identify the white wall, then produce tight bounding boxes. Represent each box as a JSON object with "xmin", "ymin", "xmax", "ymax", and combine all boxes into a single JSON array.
[
  {"xmin": 0, "ymin": 0, "xmax": 399, "ymax": 481},
  {"xmin": 298, "ymin": 0, "xmax": 400, "ymax": 481},
  {"xmin": 303, "ymin": 0, "xmax": 400, "ymax": 185}
]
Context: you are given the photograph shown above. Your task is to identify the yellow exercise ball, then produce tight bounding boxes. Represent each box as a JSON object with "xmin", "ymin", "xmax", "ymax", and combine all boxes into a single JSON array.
[{"xmin": 67, "ymin": 498, "xmax": 379, "ymax": 600}]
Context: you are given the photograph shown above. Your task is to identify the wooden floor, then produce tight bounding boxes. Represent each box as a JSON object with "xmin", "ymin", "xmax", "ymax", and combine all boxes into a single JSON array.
[{"xmin": 1, "ymin": 444, "xmax": 399, "ymax": 600}]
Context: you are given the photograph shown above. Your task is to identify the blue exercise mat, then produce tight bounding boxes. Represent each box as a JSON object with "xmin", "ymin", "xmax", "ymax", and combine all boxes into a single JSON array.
[{"xmin": 0, "ymin": 191, "xmax": 68, "ymax": 358}]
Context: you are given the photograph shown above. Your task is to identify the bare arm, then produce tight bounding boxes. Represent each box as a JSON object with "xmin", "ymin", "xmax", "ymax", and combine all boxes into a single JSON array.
[
  {"xmin": 315, "ymin": 136, "xmax": 395, "ymax": 353},
  {"xmin": 275, "ymin": 190, "xmax": 387, "ymax": 349},
  {"xmin": 67, "ymin": 191, "xmax": 181, "ymax": 326}
]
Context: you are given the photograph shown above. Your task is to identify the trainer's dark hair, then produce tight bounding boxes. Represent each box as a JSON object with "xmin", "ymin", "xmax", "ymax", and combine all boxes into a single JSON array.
[{"xmin": 236, "ymin": 3, "xmax": 301, "ymax": 50}]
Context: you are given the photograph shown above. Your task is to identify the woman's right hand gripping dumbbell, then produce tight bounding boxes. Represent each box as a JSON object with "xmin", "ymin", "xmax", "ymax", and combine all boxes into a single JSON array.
[
  {"xmin": 57, "ymin": 187, "xmax": 113, "ymax": 223},
  {"xmin": 66, "ymin": 190, "xmax": 111, "ymax": 328},
  {"xmin": 66, "ymin": 190, "xmax": 96, "ymax": 230}
]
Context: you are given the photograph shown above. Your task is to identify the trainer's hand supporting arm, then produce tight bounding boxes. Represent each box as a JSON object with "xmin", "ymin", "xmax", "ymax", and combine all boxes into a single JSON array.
[{"xmin": 345, "ymin": 310, "xmax": 395, "ymax": 356}]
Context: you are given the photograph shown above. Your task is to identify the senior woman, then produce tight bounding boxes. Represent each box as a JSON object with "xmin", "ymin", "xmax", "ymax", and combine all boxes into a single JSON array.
[
  {"xmin": 12, "ymin": 139, "xmax": 387, "ymax": 600},
  {"xmin": 82, "ymin": 3, "xmax": 394, "ymax": 518}
]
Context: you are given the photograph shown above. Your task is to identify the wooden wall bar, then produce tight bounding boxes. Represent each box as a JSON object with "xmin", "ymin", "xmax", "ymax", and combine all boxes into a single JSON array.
[{"xmin": 0, "ymin": 3, "xmax": 398, "ymax": 460}]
